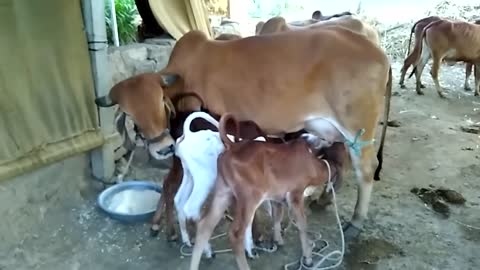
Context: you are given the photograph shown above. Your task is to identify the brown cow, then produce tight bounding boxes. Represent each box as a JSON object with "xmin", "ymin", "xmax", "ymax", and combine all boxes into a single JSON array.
[
  {"xmin": 189, "ymin": 113, "xmax": 348, "ymax": 270},
  {"xmin": 156, "ymin": 26, "xmax": 393, "ymax": 239},
  {"xmin": 399, "ymin": 16, "xmax": 441, "ymax": 89},
  {"xmin": 399, "ymin": 17, "xmax": 480, "ymax": 91},
  {"xmin": 214, "ymin": 33, "xmax": 242, "ymax": 41},
  {"xmin": 257, "ymin": 15, "xmax": 380, "ymax": 45},
  {"xmin": 311, "ymin": 10, "xmax": 354, "ymax": 21},
  {"xmin": 410, "ymin": 19, "xmax": 480, "ymax": 98},
  {"xmin": 256, "ymin": 10, "xmax": 353, "ymax": 34},
  {"xmin": 463, "ymin": 19, "xmax": 480, "ymax": 91}
]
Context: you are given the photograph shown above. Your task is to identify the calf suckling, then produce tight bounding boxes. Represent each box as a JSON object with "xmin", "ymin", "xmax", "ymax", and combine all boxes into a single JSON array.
[
  {"xmin": 151, "ymin": 93, "xmax": 294, "ymax": 251},
  {"xmin": 173, "ymin": 111, "xmax": 270, "ymax": 258},
  {"xmin": 189, "ymin": 113, "xmax": 348, "ymax": 270}
]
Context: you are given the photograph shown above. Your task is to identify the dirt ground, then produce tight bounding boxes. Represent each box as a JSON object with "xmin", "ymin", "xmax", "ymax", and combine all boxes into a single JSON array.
[{"xmin": 0, "ymin": 61, "xmax": 479, "ymax": 270}]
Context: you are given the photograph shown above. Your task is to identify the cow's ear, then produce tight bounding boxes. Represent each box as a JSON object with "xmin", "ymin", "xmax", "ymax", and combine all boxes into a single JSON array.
[{"xmin": 95, "ymin": 95, "xmax": 116, "ymax": 107}]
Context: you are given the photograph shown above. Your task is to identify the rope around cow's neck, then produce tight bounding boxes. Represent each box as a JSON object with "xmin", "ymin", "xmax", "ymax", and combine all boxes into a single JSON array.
[{"xmin": 283, "ymin": 159, "xmax": 345, "ymax": 270}]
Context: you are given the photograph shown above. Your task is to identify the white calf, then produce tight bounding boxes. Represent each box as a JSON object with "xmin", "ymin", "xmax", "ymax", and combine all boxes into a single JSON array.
[{"xmin": 173, "ymin": 111, "xmax": 266, "ymax": 257}]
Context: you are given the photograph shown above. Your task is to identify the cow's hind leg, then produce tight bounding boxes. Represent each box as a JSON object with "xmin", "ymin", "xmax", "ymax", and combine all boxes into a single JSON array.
[
  {"xmin": 343, "ymin": 144, "xmax": 377, "ymax": 241},
  {"xmin": 465, "ymin": 63, "xmax": 473, "ymax": 91},
  {"xmin": 430, "ymin": 56, "xmax": 446, "ymax": 98},
  {"xmin": 474, "ymin": 64, "xmax": 480, "ymax": 97},
  {"xmin": 414, "ymin": 40, "xmax": 431, "ymax": 95}
]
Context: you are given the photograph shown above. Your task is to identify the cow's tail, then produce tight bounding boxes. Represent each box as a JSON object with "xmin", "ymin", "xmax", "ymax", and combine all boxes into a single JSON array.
[
  {"xmin": 406, "ymin": 20, "xmax": 419, "ymax": 56},
  {"xmin": 182, "ymin": 111, "xmax": 219, "ymax": 138},
  {"xmin": 219, "ymin": 113, "xmax": 237, "ymax": 150},
  {"xmin": 374, "ymin": 66, "xmax": 392, "ymax": 181},
  {"xmin": 407, "ymin": 20, "xmax": 440, "ymax": 79}
]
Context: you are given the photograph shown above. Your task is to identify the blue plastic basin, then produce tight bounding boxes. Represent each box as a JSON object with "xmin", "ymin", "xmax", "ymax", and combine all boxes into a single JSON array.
[{"xmin": 97, "ymin": 180, "xmax": 162, "ymax": 223}]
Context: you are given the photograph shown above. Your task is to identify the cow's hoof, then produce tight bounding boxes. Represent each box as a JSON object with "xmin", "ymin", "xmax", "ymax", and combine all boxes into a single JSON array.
[
  {"xmin": 438, "ymin": 93, "xmax": 447, "ymax": 99},
  {"xmin": 167, "ymin": 233, "xmax": 178, "ymax": 242},
  {"xmin": 150, "ymin": 226, "xmax": 160, "ymax": 237},
  {"xmin": 301, "ymin": 256, "xmax": 313, "ymax": 268},
  {"xmin": 399, "ymin": 84, "xmax": 406, "ymax": 89},
  {"xmin": 420, "ymin": 84, "xmax": 426, "ymax": 89},
  {"xmin": 416, "ymin": 91, "xmax": 425, "ymax": 96},
  {"xmin": 205, "ymin": 249, "xmax": 216, "ymax": 259},
  {"xmin": 273, "ymin": 238, "xmax": 284, "ymax": 247},
  {"xmin": 246, "ymin": 250, "xmax": 259, "ymax": 260},
  {"xmin": 464, "ymin": 86, "xmax": 472, "ymax": 91},
  {"xmin": 342, "ymin": 222, "xmax": 362, "ymax": 241}
]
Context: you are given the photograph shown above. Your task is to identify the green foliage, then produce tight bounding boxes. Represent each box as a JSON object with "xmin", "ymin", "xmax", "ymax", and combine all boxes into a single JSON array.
[
  {"xmin": 248, "ymin": 0, "xmax": 304, "ymax": 19},
  {"xmin": 104, "ymin": 0, "xmax": 139, "ymax": 45}
]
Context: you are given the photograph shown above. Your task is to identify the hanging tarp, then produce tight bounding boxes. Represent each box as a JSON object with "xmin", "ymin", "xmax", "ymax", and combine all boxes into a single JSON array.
[
  {"xmin": 148, "ymin": 0, "xmax": 213, "ymax": 40},
  {"xmin": 0, "ymin": 0, "xmax": 103, "ymax": 181}
]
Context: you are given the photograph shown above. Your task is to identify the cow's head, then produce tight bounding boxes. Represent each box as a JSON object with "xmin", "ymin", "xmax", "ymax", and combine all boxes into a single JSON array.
[{"xmin": 95, "ymin": 74, "xmax": 176, "ymax": 160}]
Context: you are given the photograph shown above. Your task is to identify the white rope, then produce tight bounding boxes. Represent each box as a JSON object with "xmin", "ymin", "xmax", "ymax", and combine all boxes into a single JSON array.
[
  {"xmin": 115, "ymin": 148, "xmax": 136, "ymax": 183},
  {"xmin": 179, "ymin": 215, "xmax": 279, "ymax": 257},
  {"xmin": 284, "ymin": 159, "xmax": 345, "ymax": 270}
]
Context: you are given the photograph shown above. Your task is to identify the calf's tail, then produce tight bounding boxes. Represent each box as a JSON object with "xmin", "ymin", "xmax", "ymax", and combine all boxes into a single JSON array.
[
  {"xmin": 219, "ymin": 113, "xmax": 237, "ymax": 150},
  {"xmin": 182, "ymin": 111, "xmax": 219, "ymax": 137}
]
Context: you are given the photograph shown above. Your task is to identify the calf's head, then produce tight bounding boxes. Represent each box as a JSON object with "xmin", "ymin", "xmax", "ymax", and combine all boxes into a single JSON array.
[{"xmin": 95, "ymin": 74, "xmax": 176, "ymax": 160}]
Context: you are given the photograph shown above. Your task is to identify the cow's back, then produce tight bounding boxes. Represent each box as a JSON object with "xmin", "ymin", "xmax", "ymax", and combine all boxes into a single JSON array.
[
  {"xmin": 426, "ymin": 21, "xmax": 480, "ymax": 60},
  {"xmin": 186, "ymin": 27, "xmax": 390, "ymax": 133}
]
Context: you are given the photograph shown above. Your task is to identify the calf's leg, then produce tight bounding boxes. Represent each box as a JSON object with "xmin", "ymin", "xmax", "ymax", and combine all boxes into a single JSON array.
[
  {"xmin": 287, "ymin": 191, "xmax": 312, "ymax": 266},
  {"xmin": 189, "ymin": 186, "xmax": 231, "ymax": 270},
  {"xmin": 271, "ymin": 201, "xmax": 285, "ymax": 246},
  {"xmin": 174, "ymin": 170, "xmax": 194, "ymax": 246},
  {"xmin": 151, "ymin": 157, "xmax": 182, "ymax": 240},
  {"xmin": 230, "ymin": 198, "xmax": 259, "ymax": 270}
]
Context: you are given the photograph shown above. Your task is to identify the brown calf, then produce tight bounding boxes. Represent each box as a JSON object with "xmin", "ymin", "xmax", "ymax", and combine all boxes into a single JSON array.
[
  {"xmin": 189, "ymin": 113, "xmax": 348, "ymax": 270},
  {"xmin": 410, "ymin": 19, "xmax": 480, "ymax": 98}
]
